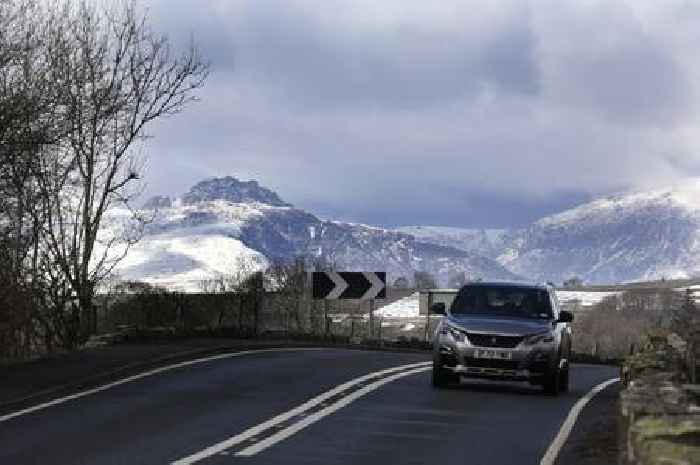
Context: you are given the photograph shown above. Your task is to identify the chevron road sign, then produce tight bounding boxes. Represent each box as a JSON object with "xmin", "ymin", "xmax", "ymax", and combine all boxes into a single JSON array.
[{"xmin": 312, "ymin": 272, "xmax": 386, "ymax": 300}]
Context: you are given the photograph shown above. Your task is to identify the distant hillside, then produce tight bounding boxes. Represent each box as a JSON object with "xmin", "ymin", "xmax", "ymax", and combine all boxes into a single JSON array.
[
  {"xmin": 497, "ymin": 180, "xmax": 700, "ymax": 284},
  {"xmin": 394, "ymin": 226, "xmax": 508, "ymax": 259},
  {"xmin": 396, "ymin": 180, "xmax": 700, "ymax": 284},
  {"xmin": 109, "ymin": 177, "xmax": 519, "ymax": 290},
  {"xmin": 112, "ymin": 177, "xmax": 700, "ymax": 289}
]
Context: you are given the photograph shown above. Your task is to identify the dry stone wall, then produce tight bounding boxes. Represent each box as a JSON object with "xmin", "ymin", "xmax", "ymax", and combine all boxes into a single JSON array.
[{"xmin": 621, "ymin": 333, "xmax": 700, "ymax": 464}]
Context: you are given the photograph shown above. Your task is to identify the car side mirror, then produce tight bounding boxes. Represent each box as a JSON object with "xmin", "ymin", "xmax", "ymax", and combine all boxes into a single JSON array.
[
  {"xmin": 558, "ymin": 310, "xmax": 574, "ymax": 323},
  {"xmin": 430, "ymin": 302, "xmax": 446, "ymax": 315}
]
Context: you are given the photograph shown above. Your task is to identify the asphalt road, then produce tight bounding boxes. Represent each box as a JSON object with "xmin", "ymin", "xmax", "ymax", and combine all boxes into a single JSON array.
[{"xmin": 0, "ymin": 348, "xmax": 619, "ymax": 465}]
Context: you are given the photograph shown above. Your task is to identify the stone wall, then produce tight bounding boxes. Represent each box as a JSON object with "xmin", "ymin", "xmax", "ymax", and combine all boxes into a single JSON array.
[{"xmin": 620, "ymin": 332, "xmax": 700, "ymax": 464}]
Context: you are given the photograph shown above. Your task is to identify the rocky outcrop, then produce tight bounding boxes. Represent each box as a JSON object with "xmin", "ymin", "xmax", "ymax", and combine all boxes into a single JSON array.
[{"xmin": 182, "ymin": 176, "xmax": 292, "ymax": 207}]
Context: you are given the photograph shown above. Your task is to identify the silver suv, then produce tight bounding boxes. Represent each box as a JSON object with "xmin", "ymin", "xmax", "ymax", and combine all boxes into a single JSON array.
[{"xmin": 431, "ymin": 282, "xmax": 573, "ymax": 395}]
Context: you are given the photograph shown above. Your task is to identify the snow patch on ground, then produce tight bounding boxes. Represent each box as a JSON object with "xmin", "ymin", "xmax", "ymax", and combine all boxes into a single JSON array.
[
  {"xmin": 375, "ymin": 293, "xmax": 420, "ymax": 318},
  {"xmin": 556, "ymin": 290, "xmax": 620, "ymax": 307},
  {"xmin": 372, "ymin": 290, "xmax": 621, "ymax": 319}
]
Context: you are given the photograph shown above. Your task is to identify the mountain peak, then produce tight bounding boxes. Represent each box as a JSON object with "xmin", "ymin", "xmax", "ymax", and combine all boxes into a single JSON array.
[{"xmin": 181, "ymin": 176, "xmax": 292, "ymax": 207}]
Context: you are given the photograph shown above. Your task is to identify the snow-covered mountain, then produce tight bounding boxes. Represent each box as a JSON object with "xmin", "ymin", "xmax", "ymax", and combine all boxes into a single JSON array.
[
  {"xmin": 111, "ymin": 177, "xmax": 519, "ymax": 290},
  {"xmin": 498, "ymin": 180, "xmax": 700, "ymax": 284},
  {"xmin": 394, "ymin": 226, "xmax": 508, "ymax": 259},
  {"xmin": 109, "ymin": 176, "xmax": 700, "ymax": 289},
  {"xmin": 395, "ymin": 180, "xmax": 700, "ymax": 284}
]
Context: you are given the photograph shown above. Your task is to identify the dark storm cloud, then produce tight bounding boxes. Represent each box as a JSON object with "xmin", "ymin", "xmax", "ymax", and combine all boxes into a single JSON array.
[
  {"xmin": 139, "ymin": 0, "xmax": 700, "ymax": 228},
  {"xmin": 160, "ymin": 0, "xmax": 540, "ymax": 110}
]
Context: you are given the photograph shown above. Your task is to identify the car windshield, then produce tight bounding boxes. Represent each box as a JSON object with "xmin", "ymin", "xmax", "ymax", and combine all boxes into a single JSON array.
[{"xmin": 449, "ymin": 286, "xmax": 553, "ymax": 319}]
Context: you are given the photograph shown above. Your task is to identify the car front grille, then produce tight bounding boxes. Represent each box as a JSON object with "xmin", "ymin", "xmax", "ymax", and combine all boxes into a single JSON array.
[{"xmin": 466, "ymin": 333, "xmax": 524, "ymax": 348}]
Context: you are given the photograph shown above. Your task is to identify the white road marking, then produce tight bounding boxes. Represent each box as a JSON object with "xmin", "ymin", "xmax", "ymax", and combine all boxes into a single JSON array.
[
  {"xmin": 0, "ymin": 348, "xmax": 324, "ymax": 424},
  {"xmin": 540, "ymin": 377, "xmax": 620, "ymax": 465},
  {"xmin": 171, "ymin": 361, "xmax": 431, "ymax": 464},
  {"xmin": 236, "ymin": 365, "xmax": 431, "ymax": 457}
]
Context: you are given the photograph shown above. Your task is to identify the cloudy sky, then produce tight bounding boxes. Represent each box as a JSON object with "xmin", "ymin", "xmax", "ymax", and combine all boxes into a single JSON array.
[{"xmin": 139, "ymin": 0, "xmax": 700, "ymax": 228}]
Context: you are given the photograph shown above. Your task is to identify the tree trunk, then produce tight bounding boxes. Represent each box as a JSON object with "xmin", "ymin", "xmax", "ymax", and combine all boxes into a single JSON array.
[{"xmin": 688, "ymin": 343, "xmax": 697, "ymax": 384}]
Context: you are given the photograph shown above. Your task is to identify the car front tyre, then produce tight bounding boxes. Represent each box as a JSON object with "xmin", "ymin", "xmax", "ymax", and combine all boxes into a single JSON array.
[
  {"xmin": 559, "ymin": 364, "xmax": 570, "ymax": 393},
  {"xmin": 543, "ymin": 367, "xmax": 561, "ymax": 396},
  {"xmin": 432, "ymin": 363, "xmax": 457, "ymax": 388}
]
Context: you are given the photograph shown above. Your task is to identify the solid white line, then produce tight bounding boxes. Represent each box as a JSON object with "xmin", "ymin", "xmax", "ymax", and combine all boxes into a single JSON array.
[
  {"xmin": 236, "ymin": 365, "xmax": 432, "ymax": 457},
  {"xmin": 540, "ymin": 377, "xmax": 620, "ymax": 465},
  {"xmin": 0, "ymin": 348, "xmax": 325, "ymax": 424},
  {"xmin": 171, "ymin": 361, "xmax": 431, "ymax": 464}
]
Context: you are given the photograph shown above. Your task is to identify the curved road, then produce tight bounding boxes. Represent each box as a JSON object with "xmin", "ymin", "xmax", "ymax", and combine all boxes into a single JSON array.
[{"xmin": 0, "ymin": 348, "xmax": 618, "ymax": 465}]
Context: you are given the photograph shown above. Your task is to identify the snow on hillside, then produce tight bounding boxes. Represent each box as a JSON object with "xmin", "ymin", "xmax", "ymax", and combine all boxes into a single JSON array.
[
  {"xmin": 100, "ymin": 176, "xmax": 700, "ymax": 290},
  {"xmin": 395, "ymin": 226, "xmax": 508, "ymax": 258},
  {"xmin": 102, "ymin": 204, "xmax": 269, "ymax": 292},
  {"xmin": 498, "ymin": 179, "xmax": 700, "ymax": 284},
  {"xmin": 101, "ymin": 177, "xmax": 518, "ymax": 290},
  {"xmin": 397, "ymin": 180, "xmax": 700, "ymax": 284},
  {"xmin": 536, "ymin": 181, "xmax": 700, "ymax": 228},
  {"xmin": 114, "ymin": 234, "xmax": 267, "ymax": 292}
]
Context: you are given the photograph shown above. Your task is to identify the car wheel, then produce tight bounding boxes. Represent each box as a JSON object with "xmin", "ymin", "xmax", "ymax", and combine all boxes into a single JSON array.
[
  {"xmin": 559, "ymin": 365, "xmax": 570, "ymax": 393},
  {"xmin": 432, "ymin": 363, "xmax": 457, "ymax": 388},
  {"xmin": 543, "ymin": 367, "xmax": 560, "ymax": 396}
]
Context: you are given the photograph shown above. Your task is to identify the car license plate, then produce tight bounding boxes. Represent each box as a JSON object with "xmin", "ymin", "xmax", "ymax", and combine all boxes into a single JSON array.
[{"xmin": 474, "ymin": 349, "xmax": 512, "ymax": 360}]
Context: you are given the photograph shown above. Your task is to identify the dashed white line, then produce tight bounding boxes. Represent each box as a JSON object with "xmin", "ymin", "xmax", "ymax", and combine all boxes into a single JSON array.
[
  {"xmin": 0, "ymin": 348, "xmax": 324, "ymax": 424},
  {"xmin": 171, "ymin": 361, "xmax": 431, "ymax": 464},
  {"xmin": 540, "ymin": 377, "xmax": 620, "ymax": 465}
]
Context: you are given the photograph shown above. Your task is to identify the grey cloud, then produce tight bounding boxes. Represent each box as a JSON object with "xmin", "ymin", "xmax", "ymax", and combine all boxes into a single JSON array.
[
  {"xmin": 535, "ymin": 1, "xmax": 692, "ymax": 127},
  {"xmin": 150, "ymin": 0, "xmax": 540, "ymax": 110},
  {"xmin": 138, "ymin": 0, "xmax": 700, "ymax": 228}
]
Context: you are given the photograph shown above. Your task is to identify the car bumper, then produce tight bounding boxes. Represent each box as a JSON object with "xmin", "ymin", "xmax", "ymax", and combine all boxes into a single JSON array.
[{"xmin": 435, "ymin": 344, "xmax": 557, "ymax": 384}]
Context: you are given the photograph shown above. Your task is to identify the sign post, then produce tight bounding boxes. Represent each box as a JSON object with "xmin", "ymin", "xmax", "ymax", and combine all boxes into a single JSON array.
[{"xmin": 311, "ymin": 272, "xmax": 386, "ymax": 341}]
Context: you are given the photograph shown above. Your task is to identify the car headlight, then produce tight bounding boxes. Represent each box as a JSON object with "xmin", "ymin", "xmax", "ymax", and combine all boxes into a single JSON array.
[
  {"xmin": 439, "ymin": 322, "xmax": 466, "ymax": 343},
  {"xmin": 523, "ymin": 332, "xmax": 555, "ymax": 346}
]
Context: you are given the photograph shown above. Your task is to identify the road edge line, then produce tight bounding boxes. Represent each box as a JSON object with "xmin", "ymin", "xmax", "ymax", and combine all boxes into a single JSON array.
[
  {"xmin": 0, "ymin": 345, "xmax": 236, "ymax": 409},
  {"xmin": 540, "ymin": 377, "xmax": 620, "ymax": 465},
  {"xmin": 0, "ymin": 347, "xmax": 325, "ymax": 424}
]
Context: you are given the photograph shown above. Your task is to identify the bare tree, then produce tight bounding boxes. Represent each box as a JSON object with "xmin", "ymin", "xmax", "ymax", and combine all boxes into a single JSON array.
[
  {"xmin": 265, "ymin": 257, "xmax": 308, "ymax": 335},
  {"xmin": 199, "ymin": 257, "xmax": 260, "ymax": 332},
  {"xmin": 27, "ymin": 1, "xmax": 209, "ymax": 346},
  {"xmin": 0, "ymin": 0, "xmax": 72, "ymax": 356}
]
